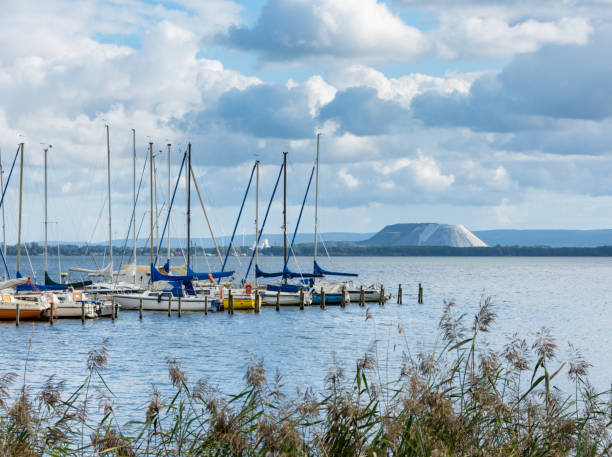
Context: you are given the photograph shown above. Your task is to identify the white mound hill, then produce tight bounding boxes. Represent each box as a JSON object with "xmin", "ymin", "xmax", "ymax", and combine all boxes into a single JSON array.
[{"xmin": 361, "ymin": 223, "xmax": 488, "ymax": 247}]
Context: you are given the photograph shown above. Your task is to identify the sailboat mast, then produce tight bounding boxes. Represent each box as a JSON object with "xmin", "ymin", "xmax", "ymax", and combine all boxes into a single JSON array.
[
  {"xmin": 132, "ymin": 129, "xmax": 136, "ymax": 273},
  {"xmin": 255, "ymin": 160, "xmax": 259, "ymax": 285},
  {"xmin": 283, "ymin": 151, "xmax": 287, "ymax": 283},
  {"xmin": 149, "ymin": 142, "xmax": 154, "ymax": 269},
  {"xmin": 167, "ymin": 143, "xmax": 171, "ymax": 260},
  {"xmin": 0, "ymin": 149, "xmax": 5, "ymax": 281},
  {"xmin": 187, "ymin": 143, "xmax": 191, "ymax": 270},
  {"xmin": 106, "ymin": 125, "xmax": 112, "ymax": 274},
  {"xmin": 314, "ymin": 133, "xmax": 320, "ymax": 261},
  {"xmin": 16, "ymin": 143, "xmax": 23, "ymax": 273},
  {"xmin": 44, "ymin": 146, "xmax": 48, "ymax": 273}
]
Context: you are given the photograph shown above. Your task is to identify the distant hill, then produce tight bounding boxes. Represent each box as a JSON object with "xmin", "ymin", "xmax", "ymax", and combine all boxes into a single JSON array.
[
  {"xmin": 474, "ymin": 229, "xmax": 612, "ymax": 247},
  {"xmin": 360, "ymin": 223, "xmax": 487, "ymax": 247}
]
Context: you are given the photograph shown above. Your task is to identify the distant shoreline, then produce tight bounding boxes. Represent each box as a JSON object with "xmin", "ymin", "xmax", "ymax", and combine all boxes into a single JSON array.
[{"xmin": 4, "ymin": 243, "xmax": 612, "ymax": 257}]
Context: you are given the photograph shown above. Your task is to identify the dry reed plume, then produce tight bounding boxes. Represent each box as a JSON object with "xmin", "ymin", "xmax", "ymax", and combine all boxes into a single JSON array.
[{"xmin": 0, "ymin": 297, "xmax": 610, "ymax": 456}]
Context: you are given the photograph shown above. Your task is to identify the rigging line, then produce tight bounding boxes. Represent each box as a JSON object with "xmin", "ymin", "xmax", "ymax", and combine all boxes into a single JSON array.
[
  {"xmin": 0, "ymin": 146, "xmax": 19, "ymax": 278},
  {"xmin": 221, "ymin": 162, "xmax": 257, "ymax": 272},
  {"xmin": 113, "ymin": 151, "xmax": 149, "ymax": 286},
  {"xmin": 154, "ymin": 151, "xmax": 187, "ymax": 266},
  {"xmin": 23, "ymin": 241, "xmax": 36, "ymax": 282},
  {"xmin": 190, "ymin": 163, "xmax": 223, "ymax": 267},
  {"xmin": 283, "ymin": 162, "xmax": 316, "ymax": 272},
  {"xmin": 245, "ymin": 162, "xmax": 284, "ymax": 280}
]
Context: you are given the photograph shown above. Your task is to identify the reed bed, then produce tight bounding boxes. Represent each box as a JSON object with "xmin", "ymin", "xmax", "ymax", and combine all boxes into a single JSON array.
[{"xmin": 1, "ymin": 298, "xmax": 611, "ymax": 456}]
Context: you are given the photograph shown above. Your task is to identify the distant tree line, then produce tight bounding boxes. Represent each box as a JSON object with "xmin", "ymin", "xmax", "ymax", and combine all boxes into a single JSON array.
[{"xmin": 4, "ymin": 242, "xmax": 612, "ymax": 257}]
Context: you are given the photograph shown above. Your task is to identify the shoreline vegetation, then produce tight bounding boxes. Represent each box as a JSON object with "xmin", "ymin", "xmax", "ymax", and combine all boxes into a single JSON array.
[
  {"xmin": 5, "ymin": 242, "xmax": 612, "ymax": 257},
  {"xmin": 1, "ymin": 299, "xmax": 611, "ymax": 456}
]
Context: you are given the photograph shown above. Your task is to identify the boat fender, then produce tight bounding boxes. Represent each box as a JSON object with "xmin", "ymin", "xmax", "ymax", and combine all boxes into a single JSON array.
[
  {"xmin": 157, "ymin": 293, "xmax": 162, "ymax": 303},
  {"xmin": 73, "ymin": 291, "xmax": 82, "ymax": 302},
  {"xmin": 245, "ymin": 283, "xmax": 253, "ymax": 294},
  {"xmin": 208, "ymin": 273, "xmax": 215, "ymax": 283}
]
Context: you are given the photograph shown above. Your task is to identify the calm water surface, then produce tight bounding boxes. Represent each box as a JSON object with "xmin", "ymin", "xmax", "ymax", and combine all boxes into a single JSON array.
[{"xmin": 1, "ymin": 255, "xmax": 611, "ymax": 420}]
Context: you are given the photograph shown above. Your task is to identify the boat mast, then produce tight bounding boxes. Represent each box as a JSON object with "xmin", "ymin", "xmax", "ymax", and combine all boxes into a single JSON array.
[
  {"xmin": 132, "ymin": 129, "xmax": 136, "ymax": 275},
  {"xmin": 314, "ymin": 133, "xmax": 320, "ymax": 262},
  {"xmin": 167, "ymin": 143, "xmax": 171, "ymax": 260},
  {"xmin": 0, "ymin": 149, "xmax": 5, "ymax": 280},
  {"xmin": 187, "ymin": 143, "xmax": 191, "ymax": 271},
  {"xmin": 16, "ymin": 143, "xmax": 23, "ymax": 274},
  {"xmin": 283, "ymin": 151, "xmax": 287, "ymax": 284},
  {"xmin": 255, "ymin": 160, "xmax": 259, "ymax": 285},
  {"xmin": 149, "ymin": 142, "xmax": 154, "ymax": 272},
  {"xmin": 43, "ymin": 144, "xmax": 50, "ymax": 274},
  {"xmin": 106, "ymin": 125, "xmax": 112, "ymax": 275}
]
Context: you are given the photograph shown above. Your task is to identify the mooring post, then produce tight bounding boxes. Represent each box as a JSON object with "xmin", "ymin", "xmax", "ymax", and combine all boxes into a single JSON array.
[
  {"xmin": 81, "ymin": 300, "xmax": 85, "ymax": 324},
  {"xmin": 204, "ymin": 296, "xmax": 208, "ymax": 315},
  {"xmin": 299, "ymin": 288, "xmax": 304, "ymax": 310},
  {"xmin": 114, "ymin": 300, "xmax": 118, "ymax": 319},
  {"xmin": 320, "ymin": 289, "xmax": 326, "ymax": 310},
  {"xmin": 397, "ymin": 283, "xmax": 402, "ymax": 304},
  {"xmin": 139, "ymin": 297, "xmax": 143, "ymax": 320},
  {"xmin": 168, "ymin": 296, "xmax": 172, "ymax": 317},
  {"xmin": 418, "ymin": 283, "xmax": 423, "ymax": 304},
  {"xmin": 255, "ymin": 292, "xmax": 260, "ymax": 313},
  {"xmin": 379, "ymin": 285, "xmax": 385, "ymax": 306},
  {"xmin": 49, "ymin": 301, "xmax": 54, "ymax": 325},
  {"xmin": 178, "ymin": 296, "xmax": 182, "ymax": 318},
  {"xmin": 15, "ymin": 302, "xmax": 20, "ymax": 327},
  {"xmin": 341, "ymin": 285, "xmax": 346, "ymax": 307},
  {"xmin": 228, "ymin": 289, "xmax": 234, "ymax": 315},
  {"xmin": 111, "ymin": 298, "xmax": 115, "ymax": 322},
  {"xmin": 276, "ymin": 289, "xmax": 280, "ymax": 312},
  {"xmin": 360, "ymin": 285, "xmax": 365, "ymax": 306}
]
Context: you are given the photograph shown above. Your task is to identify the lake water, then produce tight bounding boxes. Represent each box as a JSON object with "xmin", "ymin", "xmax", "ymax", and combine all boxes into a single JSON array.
[{"xmin": 1, "ymin": 254, "xmax": 611, "ymax": 421}]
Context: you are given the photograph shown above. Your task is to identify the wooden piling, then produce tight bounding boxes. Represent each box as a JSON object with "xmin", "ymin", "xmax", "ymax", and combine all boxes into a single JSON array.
[
  {"xmin": 397, "ymin": 283, "xmax": 402, "ymax": 304},
  {"xmin": 418, "ymin": 283, "xmax": 423, "ymax": 304},
  {"xmin": 114, "ymin": 300, "xmax": 118, "ymax": 319},
  {"xmin": 111, "ymin": 297, "xmax": 115, "ymax": 322},
  {"xmin": 178, "ymin": 296, "xmax": 182, "ymax": 318},
  {"xmin": 299, "ymin": 288, "xmax": 304, "ymax": 310},
  {"xmin": 340, "ymin": 285, "xmax": 346, "ymax": 307},
  {"xmin": 255, "ymin": 292, "xmax": 260, "ymax": 313},
  {"xmin": 228, "ymin": 290, "xmax": 234, "ymax": 315},
  {"xmin": 204, "ymin": 296, "xmax": 208, "ymax": 315},
  {"xmin": 81, "ymin": 300, "xmax": 85, "ymax": 323},
  {"xmin": 359, "ymin": 285, "xmax": 365, "ymax": 307},
  {"xmin": 276, "ymin": 289, "xmax": 280, "ymax": 312},
  {"xmin": 379, "ymin": 285, "xmax": 385, "ymax": 306},
  {"xmin": 15, "ymin": 303, "xmax": 20, "ymax": 326},
  {"xmin": 168, "ymin": 296, "xmax": 172, "ymax": 317},
  {"xmin": 49, "ymin": 301, "xmax": 54, "ymax": 325},
  {"xmin": 320, "ymin": 289, "xmax": 326, "ymax": 309},
  {"xmin": 139, "ymin": 297, "xmax": 143, "ymax": 320}
]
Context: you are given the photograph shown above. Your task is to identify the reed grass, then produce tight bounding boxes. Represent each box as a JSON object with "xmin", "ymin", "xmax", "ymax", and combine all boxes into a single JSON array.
[{"xmin": 1, "ymin": 297, "xmax": 611, "ymax": 456}]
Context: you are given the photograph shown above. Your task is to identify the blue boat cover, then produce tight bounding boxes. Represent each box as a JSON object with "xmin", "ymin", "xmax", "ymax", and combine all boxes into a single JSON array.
[
  {"xmin": 150, "ymin": 264, "xmax": 191, "ymax": 283},
  {"xmin": 266, "ymin": 283, "xmax": 302, "ymax": 293},
  {"xmin": 313, "ymin": 260, "xmax": 358, "ymax": 277},
  {"xmin": 186, "ymin": 266, "xmax": 234, "ymax": 281},
  {"xmin": 256, "ymin": 264, "xmax": 322, "ymax": 279},
  {"xmin": 15, "ymin": 271, "xmax": 67, "ymax": 291}
]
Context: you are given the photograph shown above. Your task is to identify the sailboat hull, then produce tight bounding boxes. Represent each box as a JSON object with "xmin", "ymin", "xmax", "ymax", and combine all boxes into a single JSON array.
[{"xmin": 113, "ymin": 293, "xmax": 220, "ymax": 312}]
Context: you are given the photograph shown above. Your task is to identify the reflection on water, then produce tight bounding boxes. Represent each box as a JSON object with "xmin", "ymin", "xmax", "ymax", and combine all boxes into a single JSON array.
[{"xmin": 1, "ymin": 255, "xmax": 611, "ymax": 421}]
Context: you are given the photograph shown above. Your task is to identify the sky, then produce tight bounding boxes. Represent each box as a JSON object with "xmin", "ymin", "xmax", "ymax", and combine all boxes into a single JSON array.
[{"xmin": 1, "ymin": 0, "xmax": 612, "ymax": 244}]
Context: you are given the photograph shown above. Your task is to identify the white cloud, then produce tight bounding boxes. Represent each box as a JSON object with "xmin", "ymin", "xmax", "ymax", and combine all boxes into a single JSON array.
[
  {"xmin": 223, "ymin": 0, "xmax": 430, "ymax": 63},
  {"xmin": 328, "ymin": 65, "xmax": 477, "ymax": 107},
  {"xmin": 433, "ymin": 15, "xmax": 592, "ymax": 59},
  {"xmin": 338, "ymin": 168, "xmax": 359, "ymax": 188}
]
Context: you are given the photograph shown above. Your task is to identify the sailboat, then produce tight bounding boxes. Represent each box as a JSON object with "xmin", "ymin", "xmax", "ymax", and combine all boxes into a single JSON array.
[
  {"xmin": 309, "ymin": 133, "xmax": 383, "ymax": 303},
  {"xmin": 114, "ymin": 143, "xmax": 226, "ymax": 311},
  {"xmin": 251, "ymin": 152, "xmax": 320, "ymax": 305},
  {"xmin": 73, "ymin": 126, "xmax": 142, "ymax": 295},
  {"xmin": 13, "ymin": 144, "xmax": 101, "ymax": 318}
]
